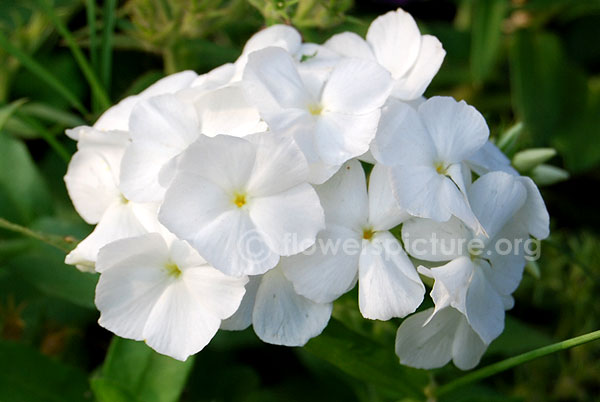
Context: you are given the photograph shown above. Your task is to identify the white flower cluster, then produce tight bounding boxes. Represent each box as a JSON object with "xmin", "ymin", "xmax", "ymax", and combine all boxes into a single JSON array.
[{"xmin": 64, "ymin": 8, "xmax": 549, "ymax": 368}]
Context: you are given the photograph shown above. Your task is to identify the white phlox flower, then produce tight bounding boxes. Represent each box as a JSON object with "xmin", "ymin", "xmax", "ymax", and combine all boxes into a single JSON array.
[
  {"xmin": 396, "ymin": 171, "xmax": 549, "ymax": 369},
  {"xmin": 324, "ymin": 8, "xmax": 445, "ymax": 101},
  {"xmin": 64, "ymin": 127, "xmax": 159, "ymax": 272},
  {"xmin": 159, "ymin": 132, "xmax": 325, "ymax": 277},
  {"xmin": 95, "ymin": 230, "xmax": 248, "ymax": 361},
  {"xmin": 244, "ymin": 46, "xmax": 393, "ymax": 183},
  {"xmin": 372, "ymin": 96, "xmax": 490, "ymax": 233},
  {"xmin": 281, "ymin": 159, "xmax": 425, "ymax": 320}
]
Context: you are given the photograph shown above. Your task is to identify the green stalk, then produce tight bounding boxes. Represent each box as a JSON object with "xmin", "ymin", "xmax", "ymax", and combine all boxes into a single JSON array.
[
  {"xmin": 38, "ymin": 0, "xmax": 111, "ymax": 110},
  {"xmin": 0, "ymin": 31, "xmax": 88, "ymax": 115},
  {"xmin": 435, "ymin": 329, "xmax": 600, "ymax": 397},
  {"xmin": 0, "ymin": 217, "xmax": 77, "ymax": 253}
]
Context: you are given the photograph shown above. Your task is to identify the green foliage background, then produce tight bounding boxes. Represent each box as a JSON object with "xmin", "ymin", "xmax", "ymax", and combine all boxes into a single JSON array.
[{"xmin": 0, "ymin": 0, "xmax": 599, "ymax": 401}]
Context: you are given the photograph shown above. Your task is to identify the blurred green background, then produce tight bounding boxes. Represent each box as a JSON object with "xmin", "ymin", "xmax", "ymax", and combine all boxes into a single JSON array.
[{"xmin": 0, "ymin": 0, "xmax": 599, "ymax": 401}]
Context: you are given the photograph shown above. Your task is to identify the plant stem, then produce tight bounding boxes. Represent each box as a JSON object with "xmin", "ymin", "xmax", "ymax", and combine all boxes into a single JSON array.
[
  {"xmin": 0, "ymin": 217, "xmax": 78, "ymax": 253},
  {"xmin": 435, "ymin": 329, "xmax": 600, "ymax": 397}
]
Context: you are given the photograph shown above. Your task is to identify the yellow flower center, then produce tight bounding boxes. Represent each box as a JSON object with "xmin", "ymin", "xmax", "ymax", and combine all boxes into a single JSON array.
[
  {"xmin": 435, "ymin": 162, "xmax": 448, "ymax": 175},
  {"xmin": 165, "ymin": 262, "xmax": 182, "ymax": 277},
  {"xmin": 308, "ymin": 103, "xmax": 323, "ymax": 116},
  {"xmin": 232, "ymin": 192, "xmax": 247, "ymax": 208},
  {"xmin": 362, "ymin": 227, "xmax": 375, "ymax": 241}
]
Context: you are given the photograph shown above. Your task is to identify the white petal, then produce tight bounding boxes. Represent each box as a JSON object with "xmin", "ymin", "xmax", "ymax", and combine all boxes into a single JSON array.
[
  {"xmin": 177, "ymin": 135, "xmax": 256, "ymax": 192},
  {"xmin": 368, "ymin": 164, "xmax": 410, "ymax": 231},
  {"xmin": 418, "ymin": 97, "xmax": 489, "ymax": 164},
  {"xmin": 139, "ymin": 70, "xmax": 198, "ymax": 98},
  {"xmin": 422, "ymin": 256, "xmax": 476, "ymax": 316},
  {"xmin": 464, "ymin": 263, "xmax": 506, "ymax": 344},
  {"xmin": 516, "ymin": 176, "xmax": 550, "ymax": 240},
  {"xmin": 193, "ymin": 85, "xmax": 264, "ymax": 137},
  {"xmin": 316, "ymin": 159, "xmax": 368, "ymax": 230},
  {"xmin": 390, "ymin": 165, "xmax": 449, "ymax": 222},
  {"xmin": 366, "ymin": 8, "xmax": 422, "ymax": 79},
  {"xmin": 65, "ymin": 202, "xmax": 150, "ymax": 270},
  {"xmin": 358, "ymin": 231, "xmax": 424, "ymax": 320},
  {"xmin": 395, "ymin": 307, "xmax": 488, "ymax": 370},
  {"xmin": 467, "ymin": 140, "xmax": 517, "ymax": 176},
  {"xmin": 246, "ymin": 133, "xmax": 310, "ymax": 196},
  {"xmin": 64, "ymin": 149, "xmax": 122, "ymax": 224},
  {"xmin": 280, "ymin": 224, "xmax": 361, "ymax": 303},
  {"xmin": 243, "ymin": 47, "xmax": 311, "ymax": 114},
  {"xmin": 143, "ymin": 279, "xmax": 221, "ymax": 360},
  {"xmin": 249, "ymin": 183, "xmax": 324, "ymax": 256},
  {"xmin": 95, "ymin": 233, "xmax": 171, "ymax": 340},
  {"xmin": 392, "ymin": 35, "xmax": 445, "ymax": 100},
  {"xmin": 221, "ymin": 275, "xmax": 261, "ymax": 331},
  {"xmin": 395, "ymin": 307, "xmax": 456, "ymax": 369},
  {"xmin": 321, "ymin": 58, "xmax": 392, "ymax": 114},
  {"xmin": 252, "ymin": 267, "xmax": 332, "ymax": 346},
  {"xmin": 315, "ymin": 110, "xmax": 381, "ymax": 166},
  {"xmin": 121, "ymin": 95, "xmax": 200, "ymax": 202},
  {"xmin": 236, "ymin": 25, "xmax": 302, "ymax": 78},
  {"xmin": 468, "ymin": 172, "xmax": 527, "ymax": 240},
  {"xmin": 451, "ymin": 314, "xmax": 488, "ymax": 370},
  {"xmin": 324, "ymin": 32, "xmax": 375, "ymax": 60},
  {"xmin": 370, "ymin": 99, "xmax": 435, "ymax": 166},
  {"xmin": 401, "ymin": 217, "xmax": 471, "ymax": 262}
]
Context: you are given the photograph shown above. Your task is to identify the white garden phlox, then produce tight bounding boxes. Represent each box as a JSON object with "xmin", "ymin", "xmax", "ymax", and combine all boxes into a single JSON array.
[
  {"xmin": 159, "ymin": 132, "xmax": 325, "ymax": 277},
  {"xmin": 95, "ymin": 229, "xmax": 247, "ymax": 361},
  {"xmin": 324, "ymin": 8, "xmax": 445, "ymax": 101},
  {"xmin": 244, "ymin": 46, "xmax": 392, "ymax": 183},
  {"xmin": 396, "ymin": 171, "xmax": 549, "ymax": 369},
  {"xmin": 281, "ymin": 159, "xmax": 425, "ymax": 320},
  {"xmin": 372, "ymin": 97, "xmax": 489, "ymax": 233}
]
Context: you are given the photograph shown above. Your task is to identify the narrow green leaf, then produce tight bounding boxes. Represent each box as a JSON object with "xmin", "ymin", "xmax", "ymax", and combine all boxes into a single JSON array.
[
  {"xmin": 20, "ymin": 102, "xmax": 86, "ymax": 127},
  {"xmin": 0, "ymin": 340, "xmax": 91, "ymax": 402},
  {"xmin": 91, "ymin": 336, "xmax": 195, "ymax": 402},
  {"xmin": 100, "ymin": 0, "xmax": 117, "ymax": 92},
  {"xmin": 0, "ymin": 98, "xmax": 27, "ymax": 131},
  {"xmin": 435, "ymin": 329, "xmax": 600, "ymax": 397},
  {"xmin": 470, "ymin": 0, "xmax": 508, "ymax": 84},
  {"xmin": 37, "ymin": 0, "xmax": 111, "ymax": 110},
  {"xmin": 16, "ymin": 113, "xmax": 71, "ymax": 163},
  {"xmin": 0, "ymin": 31, "xmax": 88, "ymax": 115},
  {"xmin": 304, "ymin": 318, "xmax": 428, "ymax": 399}
]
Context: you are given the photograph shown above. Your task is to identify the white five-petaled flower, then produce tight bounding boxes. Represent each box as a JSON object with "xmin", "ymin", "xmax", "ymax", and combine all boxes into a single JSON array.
[
  {"xmin": 244, "ymin": 47, "xmax": 392, "ymax": 184},
  {"xmin": 221, "ymin": 268, "xmax": 333, "ymax": 347},
  {"xmin": 159, "ymin": 132, "xmax": 325, "ymax": 277},
  {"xmin": 324, "ymin": 8, "xmax": 445, "ymax": 101},
  {"xmin": 95, "ymin": 232, "xmax": 248, "ymax": 361},
  {"xmin": 281, "ymin": 159, "xmax": 425, "ymax": 320},
  {"xmin": 372, "ymin": 96, "xmax": 489, "ymax": 233},
  {"xmin": 63, "ymin": 127, "xmax": 159, "ymax": 271},
  {"xmin": 397, "ymin": 171, "xmax": 549, "ymax": 369}
]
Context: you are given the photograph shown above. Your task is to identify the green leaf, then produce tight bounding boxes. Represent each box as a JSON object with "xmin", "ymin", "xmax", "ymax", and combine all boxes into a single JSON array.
[
  {"xmin": 0, "ymin": 340, "xmax": 91, "ymax": 402},
  {"xmin": 470, "ymin": 0, "xmax": 508, "ymax": 84},
  {"xmin": 0, "ymin": 134, "xmax": 53, "ymax": 224},
  {"xmin": 37, "ymin": 0, "xmax": 111, "ymax": 110},
  {"xmin": 91, "ymin": 336, "xmax": 195, "ymax": 402},
  {"xmin": 304, "ymin": 318, "xmax": 428, "ymax": 400},
  {"xmin": 100, "ymin": 0, "xmax": 117, "ymax": 92},
  {"xmin": 0, "ymin": 30, "xmax": 88, "ymax": 115},
  {"xmin": 0, "ymin": 98, "xmax": 27, "ymax": 131}
]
